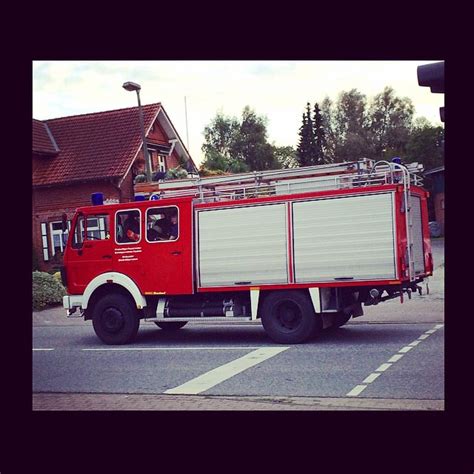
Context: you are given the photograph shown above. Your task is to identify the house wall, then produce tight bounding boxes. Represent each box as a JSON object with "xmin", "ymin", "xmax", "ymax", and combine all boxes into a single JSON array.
[
  {"xmin": 146, "ymin": 119, "xmax": 181, "ymax": 170},
  {"xmin": 148, "ymin": 121, "xmax": 168, "ymax": 142}
]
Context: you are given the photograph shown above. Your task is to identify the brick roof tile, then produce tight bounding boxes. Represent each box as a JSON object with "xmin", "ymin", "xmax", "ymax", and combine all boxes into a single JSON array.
[
  {"xmin": 33, "ymin": 119, "xmax": 59, "ymax": 155},
  {"xmin": 33, "ymin": 103, "xmax": 161, "ymax": 186}
]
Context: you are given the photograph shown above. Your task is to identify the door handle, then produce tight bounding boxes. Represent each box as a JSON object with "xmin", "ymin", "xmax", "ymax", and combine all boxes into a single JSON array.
[
  {"xmin": 171, "ymin": 251, "xmax": 182, "ymax": 256},
  {"xmin": 84, "ymin": 243, "xmax": 93, "ymax": 249},
  {"xmin": 102, "ymin": 255, "xmax": 112, "ymax": 259}
]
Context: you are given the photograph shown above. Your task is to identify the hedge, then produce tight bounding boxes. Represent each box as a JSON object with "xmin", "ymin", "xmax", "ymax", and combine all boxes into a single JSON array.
[{"xmin": 33, "ymin": 271, "xmax": 66, "ymax": 311}]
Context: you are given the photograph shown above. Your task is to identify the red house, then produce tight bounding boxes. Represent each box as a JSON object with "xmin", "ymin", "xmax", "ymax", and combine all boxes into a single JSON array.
[{"xmin": 33, "ymin": 103, "xmax": 197, "ymax": 272}]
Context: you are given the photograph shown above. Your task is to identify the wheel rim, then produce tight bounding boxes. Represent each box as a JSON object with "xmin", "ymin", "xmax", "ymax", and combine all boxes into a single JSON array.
[
  {"xmin": 100, "ymin": 307, "xmax": 125, "ymax": 333},
  {"xmin": 275, "ymin": 300, "xmax": 303, "ymax": 332}
]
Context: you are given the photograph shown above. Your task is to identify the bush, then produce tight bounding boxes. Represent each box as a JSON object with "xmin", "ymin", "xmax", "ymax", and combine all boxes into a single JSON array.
[
  {"xmin": 198, "ymin": 167, "xmax": 227, "ymax": 177},
  {"xmin": 32, "ymin": 248, "xmax": 40, "ymax": 271},
  {"xmin": 166, "ymin": 167, "xmax": 189, "ymax": 179},
  {"xmin": 32, "ymin": 271, "xmax": 66, "ymax": 311},
  {"xmin": 134, "ymin": 174, "xmax": 147, "ymax": 184}
]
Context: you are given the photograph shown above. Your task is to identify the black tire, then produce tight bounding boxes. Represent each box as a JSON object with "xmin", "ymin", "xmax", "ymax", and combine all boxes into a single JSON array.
[
  {"xmin": 92, "ymin": 293, "xmax": 140, "ymax": 345},
  {"xmin": 261, "ymin": 291, "xmax": 322, "ymax": 344},
  {"xmin": 154, "ymin": 321, "xmax": 188, "ymax": 330}
]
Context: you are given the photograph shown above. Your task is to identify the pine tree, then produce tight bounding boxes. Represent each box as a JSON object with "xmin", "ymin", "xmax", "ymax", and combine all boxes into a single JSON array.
[
  {"xmin": 296, "ymin": 103, "xmax": 315, "ymax": 166},
  {"xmin": 312, "ymin": 102, "xmax": 328, "ymax": 164}
]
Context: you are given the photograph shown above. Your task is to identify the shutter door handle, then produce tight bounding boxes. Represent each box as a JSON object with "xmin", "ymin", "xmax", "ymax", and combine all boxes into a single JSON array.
[{"xmin": 171, "ymin": 251, "xmax": 182, "ymax": 256}]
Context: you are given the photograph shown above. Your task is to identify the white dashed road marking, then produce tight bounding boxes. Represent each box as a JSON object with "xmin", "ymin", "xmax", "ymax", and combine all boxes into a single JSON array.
[
  {"xmin": 165, "ymin": 346, "xmax": 290, "ymax": 395},
  {"xmin": 362, "ymin": 373, "xmax": 381, "ymax": 384},
  {"xmin": 33, "ymin": 348, "xmax": 55, "ymax": 351},
  {"xmin": 346, "ymin": 385, "xmax": 367, "ymax": 397},
  {"xmin": 388, "ymin": 354, "xmax": 404, "ymax": 363},
  {"xmin": 346, "ymin": 324, "xmax": 444, "ymax": 397}
]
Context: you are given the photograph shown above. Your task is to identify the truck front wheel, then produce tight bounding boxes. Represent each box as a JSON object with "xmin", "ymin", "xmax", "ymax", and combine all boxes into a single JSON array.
[
  {"xmin": 92, "ymin": 293, "xmax": 140, "ymax": 345},
  {"xmin": 261, "ymin": 291, "xmax": 322, "ymax": 344}
]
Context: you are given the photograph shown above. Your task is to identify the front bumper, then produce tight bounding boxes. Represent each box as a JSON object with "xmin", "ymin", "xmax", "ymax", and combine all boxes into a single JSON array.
[{"xmin": 63, "ymin": 295, "xmax": 85, "ymax": 316}]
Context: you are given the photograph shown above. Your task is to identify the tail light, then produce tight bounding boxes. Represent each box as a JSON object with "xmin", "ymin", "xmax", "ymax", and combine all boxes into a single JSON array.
[{"xmin": 426, "ymin": 252, "xmax": 433, "ymax": 274}]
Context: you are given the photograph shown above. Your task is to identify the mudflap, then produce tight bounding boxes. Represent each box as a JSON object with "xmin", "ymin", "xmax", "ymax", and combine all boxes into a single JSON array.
[{"xmin": 348, "ymin": 302, "xmax": 364, "ymax": 318}]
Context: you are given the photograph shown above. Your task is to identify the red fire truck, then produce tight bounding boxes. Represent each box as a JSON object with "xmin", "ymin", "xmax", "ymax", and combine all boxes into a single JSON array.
[{"xmin": 61, "ymin": 159, "xmax": 433, "ymax": 345}]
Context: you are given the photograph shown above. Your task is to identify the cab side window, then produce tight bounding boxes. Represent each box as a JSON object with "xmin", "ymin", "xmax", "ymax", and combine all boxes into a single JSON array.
[
  {"xmin": 116, "ymin": 210, "xmax": 141, "ymax": 244},
  {"xmin": 146, "ymin": 206, "xmax": 179, "ymax": 242}
]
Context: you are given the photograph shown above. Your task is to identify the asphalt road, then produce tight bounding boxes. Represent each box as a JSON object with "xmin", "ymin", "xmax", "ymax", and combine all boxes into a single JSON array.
[
  {"xmin": 32, "ymin": 238, "xmax": 444, "ymax": 410},
  {"xmin": 33, "ymin": 322, "xmax": 444, "ymax": 401}
]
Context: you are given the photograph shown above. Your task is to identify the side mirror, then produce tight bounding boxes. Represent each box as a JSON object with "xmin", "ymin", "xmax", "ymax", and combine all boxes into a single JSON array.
[
  {"xmin": 71, "ymin": 212, "xmax": 84, "ymax": 250},
  {"xmin": 62, "ymin": 213, "xmax": 68, "ymax": 232}
]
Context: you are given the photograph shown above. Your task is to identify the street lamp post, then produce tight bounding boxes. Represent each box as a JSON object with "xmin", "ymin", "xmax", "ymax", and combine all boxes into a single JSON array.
[{"xmin": 122, "ymin": 81, "xmax": 152, "ymax": 182}]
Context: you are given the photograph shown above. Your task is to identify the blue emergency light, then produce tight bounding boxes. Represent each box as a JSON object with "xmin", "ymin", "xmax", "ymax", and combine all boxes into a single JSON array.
[{"xmin": 91, "ymin": 192, "xmax": 104, "ymax": 205}]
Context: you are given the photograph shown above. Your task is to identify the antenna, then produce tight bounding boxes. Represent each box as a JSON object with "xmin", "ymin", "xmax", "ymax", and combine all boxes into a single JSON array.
[{"xmin": 184, "ymin": 96, "xmax": 190, "ymax": 150}]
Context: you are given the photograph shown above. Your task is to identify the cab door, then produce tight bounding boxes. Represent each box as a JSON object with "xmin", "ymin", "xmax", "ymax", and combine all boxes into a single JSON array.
[
  {"xmin": 139, "ymin": 200, "xmax": 193, "ymax": 295},
  {"xmin": 112, "ymin": 207, "xmax": 145, "ymax": 290},
  {"xmin": 66, "ymin": 211, "xmax": 113, "ymax": 294}
]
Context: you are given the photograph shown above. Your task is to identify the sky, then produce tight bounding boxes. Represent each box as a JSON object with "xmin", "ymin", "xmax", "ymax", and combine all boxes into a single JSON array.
[{"xmin": 32, "ymin": 60, "xmax": 444, "ymax": 167}]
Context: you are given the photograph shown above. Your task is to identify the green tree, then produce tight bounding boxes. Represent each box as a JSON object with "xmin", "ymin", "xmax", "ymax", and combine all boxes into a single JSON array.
[
  {"xmin": 405, "ymin": 119, "xmax": 444, "ymax": 171},
  {"xmin": 201, "ymin": 107, "xmax": 279, "ymax": 173},
  {"xmin": 334, "ymin": 89, "xmax": 367, "ymax": 138},
  {"xmin": 232, "ymin": 106, "xmax": 280, "ymax": 171},
  {"xmin": 320, "ymin": 96, "xmax": 336, "ymax": 163},
  {"xmin": 296, "ymin": 103, "xmax": 316, "ymax": 166},
  {"xmin": 201, "ymin": 112, "xmax": 242, "ymax": 172},
  {"xmin": 367, "ymin": 86, "xmax": 414, "ymax": 158},
  {"xmin": 312, "ymin": 102, "xmax": 328, "ymax": 164},
  {"xmin": 333, "ymin": 89, "xmax": 372, "ymax": 162},
  {"xmin": 274, "ymin": 145, "xmax": 298, "ymax": 168}
]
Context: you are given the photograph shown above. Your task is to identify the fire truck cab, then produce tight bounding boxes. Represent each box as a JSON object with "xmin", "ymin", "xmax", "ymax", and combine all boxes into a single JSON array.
[{"xmin": 62, "ymin": 159, "xmax": 433, "ymax": 345}]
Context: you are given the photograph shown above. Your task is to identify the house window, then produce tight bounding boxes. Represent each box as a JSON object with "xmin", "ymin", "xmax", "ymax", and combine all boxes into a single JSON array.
[
  {"xmin": 158, "ymin": 155, "xmax": 166, "ymax": 173},
  {"xmin": 49, "ymin": 221, "xmax": 71, "ymax": 256}
]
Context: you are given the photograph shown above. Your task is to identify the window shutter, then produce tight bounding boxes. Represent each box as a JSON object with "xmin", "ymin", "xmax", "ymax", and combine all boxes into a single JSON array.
[{"xmin": 41, "ymin": 223, "xmax": 49, "ymax": 261}]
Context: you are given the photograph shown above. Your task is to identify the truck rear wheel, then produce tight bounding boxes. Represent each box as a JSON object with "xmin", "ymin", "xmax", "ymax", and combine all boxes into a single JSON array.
[
  {"xmin": 261, "ymin": 291, "xmax": 321, "ymax": 344},
  {"xmin": 92, "ymin": 293, "xmax": 140, "ymax": 345},
  {"xmin": 154, "ymin": 321, "xmax": 188, "ymax": 330}
]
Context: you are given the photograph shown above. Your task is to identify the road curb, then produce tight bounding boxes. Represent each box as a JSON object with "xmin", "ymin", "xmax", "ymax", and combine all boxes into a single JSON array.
[{"xmin": 32, "ymin": 392, "xmax": 444, "ymax": 411}]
